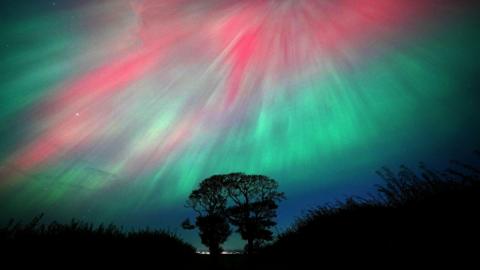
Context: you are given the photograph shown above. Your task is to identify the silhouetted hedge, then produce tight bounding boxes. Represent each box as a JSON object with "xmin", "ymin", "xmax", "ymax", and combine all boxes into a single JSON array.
[{"xmin": 1, "ymin": 215, "xmax": 196, "ymax": 263}]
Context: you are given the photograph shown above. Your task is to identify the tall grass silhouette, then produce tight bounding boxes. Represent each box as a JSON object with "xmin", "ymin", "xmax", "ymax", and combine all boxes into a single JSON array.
[{"xmin": 260, "ymin": 152, "xmax": 480, "ymax": 265}]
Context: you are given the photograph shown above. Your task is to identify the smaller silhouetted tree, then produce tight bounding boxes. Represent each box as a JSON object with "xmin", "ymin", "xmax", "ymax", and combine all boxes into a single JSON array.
[
  {"xmin": 184, "ymin": 175, "xmax": 231, "ymax": 256},
  {"xmin": 195, "ymin": 214, "xmax": 230, "ymax": 255}
]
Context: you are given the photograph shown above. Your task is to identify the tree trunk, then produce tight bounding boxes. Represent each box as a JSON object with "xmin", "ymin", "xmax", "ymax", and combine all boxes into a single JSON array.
[
  {"xmin": 247, "ymin": 238, "xmax": 253, "ymax": 255},
  {"xmin": 210, "ymin": 243, "xmax": 221, "ymax": 256}
]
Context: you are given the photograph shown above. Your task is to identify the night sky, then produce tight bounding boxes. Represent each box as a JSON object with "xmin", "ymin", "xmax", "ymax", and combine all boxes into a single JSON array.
[{"xmin": 1, "ymin": 0, "xmax": 479, "ymax": 249}]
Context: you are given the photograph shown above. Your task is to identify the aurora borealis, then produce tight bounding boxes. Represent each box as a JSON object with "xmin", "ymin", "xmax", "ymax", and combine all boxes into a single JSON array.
[{"xmin": 1, "ymin": 0, "xmax": 479, "ymax": 249}]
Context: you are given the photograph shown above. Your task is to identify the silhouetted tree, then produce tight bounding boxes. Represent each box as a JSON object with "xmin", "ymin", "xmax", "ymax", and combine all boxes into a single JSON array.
[
  {"xmin": 184, "ymin": 173, "xmax": 285, "ymax": 255},
  {"xmin": 223, "ymin": 173, "xmax": 285, "ymax": 254},
  {"xmin": 195, "ymin": 214, "xmax": 230, "ymax": 255},
  {"xmin": 184, "ymin": 175, "xmax": 231, "ymax": 256}
]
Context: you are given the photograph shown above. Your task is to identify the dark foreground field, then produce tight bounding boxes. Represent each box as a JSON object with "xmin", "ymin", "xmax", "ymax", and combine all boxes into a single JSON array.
[{"xmin": 2, "ymin": 156, "xmax": 479, "ymax": 268}]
